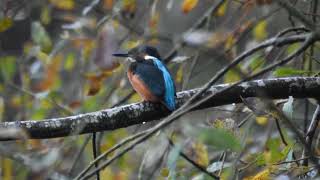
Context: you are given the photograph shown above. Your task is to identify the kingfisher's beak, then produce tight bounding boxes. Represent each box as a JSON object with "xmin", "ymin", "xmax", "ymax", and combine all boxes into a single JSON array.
[{"xmin": 112, "ymin": 52, "xmax": 129, "ymax": 57}]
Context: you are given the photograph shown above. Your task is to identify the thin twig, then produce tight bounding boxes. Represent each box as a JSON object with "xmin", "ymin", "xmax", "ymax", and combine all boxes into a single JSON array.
[
  {"xmin": 276, "ymin": 0, "xmax": 315, "ymax": 29},
  {"xmin": 167, "ymin": 138, "xmax": 219, "ymax": 179}
]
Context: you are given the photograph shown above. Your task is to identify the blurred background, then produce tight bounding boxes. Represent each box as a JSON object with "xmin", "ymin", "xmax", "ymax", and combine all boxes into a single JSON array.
[{"xmin": 0, "ymin": 0, "xmax": 320, "ymax": 179}]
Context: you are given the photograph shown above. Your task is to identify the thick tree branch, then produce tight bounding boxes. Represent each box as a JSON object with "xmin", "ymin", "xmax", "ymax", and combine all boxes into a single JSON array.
[{"xmin": 0, "ymin": 77, "xmax": 319, "ymax": 140}]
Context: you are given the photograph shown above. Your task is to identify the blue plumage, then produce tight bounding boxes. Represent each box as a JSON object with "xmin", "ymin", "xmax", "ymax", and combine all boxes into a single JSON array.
[
  {"xmin": 134, "ymin": 62, "xmax": 165, "ymax": 98},
  {"xmin": 148, "ymin": 56, "xmax": 176, "ymax": 111},
  {"xmin": 113, "ymin": 45, "xmax": 176, "ymax": 111}
]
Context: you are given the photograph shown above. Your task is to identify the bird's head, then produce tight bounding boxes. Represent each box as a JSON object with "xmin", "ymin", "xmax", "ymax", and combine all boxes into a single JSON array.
[{"xmin": 112, "ymin": 45, "xmax": 161, "ymax": 62}]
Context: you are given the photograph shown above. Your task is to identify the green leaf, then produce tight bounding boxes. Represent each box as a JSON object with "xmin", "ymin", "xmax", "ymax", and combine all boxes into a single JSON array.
[
  {"xmin": 31, "ymin": 21, "xmax": 52, "ymax": 53},
  {"xmin": 40, "ymin": 6, "xmax": 51, "ymax": 25},
  {"xmin": 273, "ymin": 67, "xmax": 310, "ymax": 77},
  {"xmin": 31, "ymin": 107, "xmax": 48, "ymax": 120},
  {"xmin": 256, "ymin": 153, "xmax": 266, "ymax": 166},
  {"xmin": 253, "ymin": 20, "xmax": 268, "ymax": 41},
  {"xmin": 224, "ymin": 68, "xmax": 242, "ymax": 83},
  {"xmin": 266, "ymin": 138, "xmax": 285, "ymax": 163},
  {"xmin": 199, "ymin": 128, "xmax": 242, "ymax": 152},
  {"xmin": 286, "ymin": 43, "xmax": 300, "ymax": 55},
  {"xmin": 249, "ymin": 54, "xmax": 265, "ymax": 71},
  {"xmin": 0, "ymin": 56, "xmax": 16, "ymax": 80}
]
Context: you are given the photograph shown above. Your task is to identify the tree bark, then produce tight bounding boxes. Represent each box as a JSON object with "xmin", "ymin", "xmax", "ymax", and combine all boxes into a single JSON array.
[{"xmin": 0, "ymin": 77, "xmax": 319, "ymax": 140}]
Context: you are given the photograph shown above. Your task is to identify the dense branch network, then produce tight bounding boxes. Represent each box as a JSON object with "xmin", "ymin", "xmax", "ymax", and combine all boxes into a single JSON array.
[{"xmin": 0, "ymin": 77, "xmax": 319, "ymax": 141}]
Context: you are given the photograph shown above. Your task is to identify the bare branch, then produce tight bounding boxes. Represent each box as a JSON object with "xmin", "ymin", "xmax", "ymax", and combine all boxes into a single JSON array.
[{"xmin": 276, "ymin": 0, "xmax": 315, "ymax": 29}]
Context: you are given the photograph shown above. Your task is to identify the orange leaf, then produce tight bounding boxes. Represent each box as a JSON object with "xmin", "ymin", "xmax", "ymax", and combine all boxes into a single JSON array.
[
  {"xmin": 122, "ymin": 0, "xmax": 136, "ymax": 16},
  {"xmin": 87, "ymin": 78, "xmax": 102, "ymax": 96},
  {"xmin": 33, "ymin": 54, "xmax": 63, "ymax": 92},
  {"xmin": 149, "ymin": 12, "xmax": 159, "ymax": 29},
  {"xmin": 85, "ymin": 72, "xmax": 111, "ymax": 96},
  {"xmin": 70, "ymin": 38, "xmax": 95, "ymax": 49},
  {"xmin": 181, "ymin": 0, "xmax": 198, "ymax": 14},
  {"xmin": 68, "ymin": 100, "xmax": 82, "ymax": 109},
  {"xmin": 103, "ymin": 0, "xmax": 113, "ymax": 10}
]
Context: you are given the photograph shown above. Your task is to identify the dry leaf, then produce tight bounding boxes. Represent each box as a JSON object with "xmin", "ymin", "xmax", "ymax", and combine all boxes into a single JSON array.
[
  {"xmin": 85, "ymin": 72, "xmax": 111, "ymax": 96},
  {"xmin": 33, "ymin": 54, "xmax": 62, "ymax": 92},
  {"xmin": 103, "ymin": 0, "xmax": 113, "ymax": 10}
]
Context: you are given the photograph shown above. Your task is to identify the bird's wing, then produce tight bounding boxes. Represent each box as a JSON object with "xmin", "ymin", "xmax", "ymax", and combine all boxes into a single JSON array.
[
  {"xmin": 135, "ymin": 63, "xmax": 165, "ymax": 98},
  {"xmin": 151, "ymin": 58, "xmax": 176, "ymax": 111}
]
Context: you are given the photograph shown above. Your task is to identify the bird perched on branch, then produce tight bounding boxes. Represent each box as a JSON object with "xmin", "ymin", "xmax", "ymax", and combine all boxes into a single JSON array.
[{"xmin": 113, "ymin": 45, "xmax": 176, "ymax": 111}]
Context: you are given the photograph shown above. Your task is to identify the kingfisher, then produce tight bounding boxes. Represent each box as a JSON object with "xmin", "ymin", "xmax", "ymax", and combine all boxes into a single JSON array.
[{"xmin": 113, "ymin": 45, "xmax": 176, "ymax": 111}]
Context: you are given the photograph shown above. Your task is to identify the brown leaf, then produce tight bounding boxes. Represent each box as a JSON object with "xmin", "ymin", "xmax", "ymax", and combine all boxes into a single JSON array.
[
  {"xmin": 85, "ymin": 72, "xmax": 111, "ymax": 96},
  {"xmin": 103, "ymin": 0, "xmax": 113, "ymax": 10},
  {"xmin": 33, "ymin": 54, "xmax": 62, "ymax": 92},
  {"xmin": 68, "ymin": 101, "xmax": 82, "ymax": 109}
]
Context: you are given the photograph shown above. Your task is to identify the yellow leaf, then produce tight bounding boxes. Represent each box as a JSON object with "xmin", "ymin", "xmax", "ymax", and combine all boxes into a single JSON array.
[
  {"xmin": 122, "ymin": 40, "xmax": 140, "ymax": 50},
  {"xmin": 176, "ymin": 66, "xmax": 183, "ymax": 83},
  {"xmin": 224, "ymin": 35, "xmax": 236, "ymax": 49},
  {"xmin": 0, "ymin": 17, "xmax": 13, "ymax": 32},
  {"xmin": 10, "ymin": 95, "xmax": 21, "ymax": 108},
  {"xmin": 101, "ymin": 167, "xmax": 114, "ymax": 179},
  {"xmin": 215, "ymin": 1, "xmax": 227, "ymax": 16},
  {"xmin": 129, "ymin": 93, "xmax": 141, "ymax": 103},
  {"xmin": 224, "ymin": 69, "xmax": 241, "ymax": 83},
  {"xmin": 2, "ymin": 158, "xmax": 13, "ymax": 180},
  {"xmin": 64, "ymin": 53, "xmax": 75, "ymax": 71},
  {"xmin": 49, "ymin": 0, "xmax": 75, "ymax": 10},
  {"xmin": 244, "ymin": 168, "xmax": 271, "ymax": 180},
  {"xmin": 181, "ymin": 0, "xmax": 199, "ymax": 14},
  {"xmin": 70, "ymin": 38, "xmax": 95, "ymax": 60},
  {"xmin": 37, "ymin": 51, "xmax": 50, "ymax": 63},
  {"xmin": 256, "ymin": 116, "xmax": 268, "ymax": 126},
  {"xmin": 253, "ymin": 20, "xmax": 268, "ymax": 41},
  {"xmin": 192, "ymin": 142, "xmax": 209, "ymax": 166},
  {"xmin": 160, "ymin": 168, "xmax": 170, "ymax": 177},
  {"xmin": 122, "ymin": 0, "xmax": 136, "ymax": 14}
]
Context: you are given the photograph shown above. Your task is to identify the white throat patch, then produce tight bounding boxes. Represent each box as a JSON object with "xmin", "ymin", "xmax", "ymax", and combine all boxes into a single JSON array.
[
  {"xmin": 126, "ymin": 57, "xmax": 136, "ymax": 62},
  {"xmin": 144, "ymin": 55, "xmax": 158, "ymax": 61}
]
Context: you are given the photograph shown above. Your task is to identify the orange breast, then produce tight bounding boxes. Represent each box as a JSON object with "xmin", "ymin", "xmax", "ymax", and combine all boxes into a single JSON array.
[{"xmin": 127, "ymin": 70, "xmax": 159, "ymax": 102}]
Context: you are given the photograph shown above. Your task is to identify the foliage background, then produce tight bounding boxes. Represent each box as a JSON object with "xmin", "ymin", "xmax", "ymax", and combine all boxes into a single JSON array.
[{"xmin": 0, "ymin": 0, "xmax": 320, "ymax": 179}]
